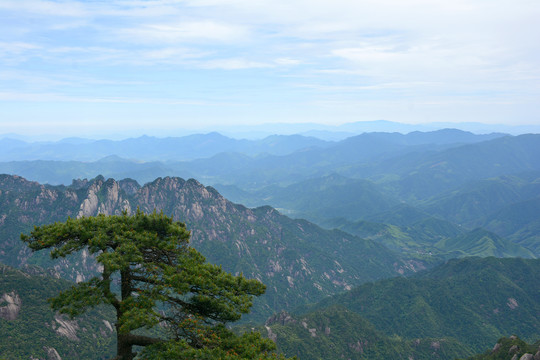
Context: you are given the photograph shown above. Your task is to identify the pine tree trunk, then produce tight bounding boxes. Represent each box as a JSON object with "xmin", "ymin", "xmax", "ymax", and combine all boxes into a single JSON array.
[
  {"xmin": 117, "ymin": 333, "xmax": 135, "ymax": 360},
  {"xmin": 117, "ymin": 269, "xmax": 134, "ymax": 360}
]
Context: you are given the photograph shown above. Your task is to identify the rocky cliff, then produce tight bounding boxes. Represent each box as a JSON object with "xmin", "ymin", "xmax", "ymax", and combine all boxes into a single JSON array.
[
  {"xmin": 0, "ymin": 174, "xmax": 416, "ymax": 320},
  {"xmin": 464, "ymin": 336, "xmax": 540, "ymax": 360}
]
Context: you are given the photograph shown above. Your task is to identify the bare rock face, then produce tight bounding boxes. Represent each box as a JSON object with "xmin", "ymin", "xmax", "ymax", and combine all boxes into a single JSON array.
[
  {"xmin": 77, "ymin": 181, "xmax": 100, "ymax": 218},
  {"xmin": 510, "ymin": 345, "xmax": 521, "ymax": 354},
  {"xmin": 53, "ymin": 314, "xmax": 79, "ymax": 341},
  {"xmin": 265, "ymin": 311, "xmax": 296, "ymax": 326},
  {"xmin": 44, "ymin": 347, "xmax": 62, "ymax": 360},
  {"xmin": 491, "ymin": 337, "xmax": 540, "ymax": 360},
  {"xmin": 77, "ymin": 177, "xmax": 130, "ymax": 218},
  {"xmin": 265, "ymin": 325, "xmax": 277, "ymax": 342},
  {"xmin": 349, "ymin": 340, "xmax": 367, "ymax": 353},
  {"xmin": 0, "ymin": 291, "xmax": 22, "ymax": 320},
  {"xmin": 102, "ymin": 319, "xmax": 114, "ymax": 332},
  {"xmin": 507, "ymin": 297, "xmax": 519, "ymax": 310},
  {"xmin": 118, "ymin": 178, "xmax": 141, "ymax": 196}
]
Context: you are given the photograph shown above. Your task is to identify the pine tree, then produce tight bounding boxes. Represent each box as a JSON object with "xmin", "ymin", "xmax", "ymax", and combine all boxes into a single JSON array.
[{"xmin": 21, "ymin": 210, "xmax": 288, "ymax": 360}]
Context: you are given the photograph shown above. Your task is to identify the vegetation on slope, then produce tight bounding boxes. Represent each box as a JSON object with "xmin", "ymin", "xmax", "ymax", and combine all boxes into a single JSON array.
[
  {"xmin": 276, "ymin": 257, "xmax": 540, "ymax": 359},
  {"xmin": 260, "ymin": 306, "xmax": 470, "ymax": 360},
  {"xmin": 0, "ymin": 264, "xmax": 116, "ymax": 360},
  {"xmin": 461, "ymin": 336, "xmax": 540, "ymax": 360}
]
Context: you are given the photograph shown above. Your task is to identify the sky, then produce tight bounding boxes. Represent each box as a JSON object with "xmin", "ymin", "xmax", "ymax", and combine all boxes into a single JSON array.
[{"xmin": 1, "ymin": 0, "xmax": 540, "ymax": 138}]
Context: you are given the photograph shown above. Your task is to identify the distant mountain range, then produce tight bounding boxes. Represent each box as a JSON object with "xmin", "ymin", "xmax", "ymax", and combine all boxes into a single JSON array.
[
  {"xmin": 0, "ymin": 129, "xmax": 519, "ymax": 187},
  {"xmin": 0, "ymin": 133, "xmax": 331, "ymax": 162},
  {"xmin": 5, "ymin": 119, "xmax": 537, "ymax": 141},
  {"xmin": 0, "ymin": 128, "xmax": 507, "ymax": 163},
  {"xmin": 1, "ymin": 130, "xmax": 538, "ymax": 261},
  {"xmin": 213, "ymin": 120, "xmax": 539, "ymax": 139}
]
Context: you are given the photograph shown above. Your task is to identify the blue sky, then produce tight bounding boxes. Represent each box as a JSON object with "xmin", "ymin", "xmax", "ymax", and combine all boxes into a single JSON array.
[{"xmin": 1, "ymin": 0, "xmax": 540, "ymax": 138}]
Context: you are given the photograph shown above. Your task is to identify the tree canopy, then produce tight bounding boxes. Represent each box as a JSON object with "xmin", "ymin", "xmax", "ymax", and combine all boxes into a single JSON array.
[{"xmin": 21, "ymin": 210, "xmax": 288, "ymax": 360}]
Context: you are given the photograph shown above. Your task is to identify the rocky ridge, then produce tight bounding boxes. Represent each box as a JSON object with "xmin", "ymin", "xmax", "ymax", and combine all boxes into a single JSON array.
[
  {"xmin": 464, "ymin": 336, "xmax": 540, "ymax": 360},
  {"xmin": 0, "ymin": 174, "xmax": 416, "ymax": 320}
]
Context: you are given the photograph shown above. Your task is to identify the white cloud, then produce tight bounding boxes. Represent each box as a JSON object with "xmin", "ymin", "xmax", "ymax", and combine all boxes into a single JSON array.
[
  {"xmin": 198, "ymin": 58, "xmax": 272, "ymax": 70},
  {"xmin": 274, "ymin": 58, "xmax": 302, "ymax": 66},
  {"xmin": 0, "ymin": 42, "xmax": 42, "ymax": 54},
  {"xmin": 118, "ymin": 21, "xmax": 250, "ymax": 44},
  {"xmin": 2, "ymin": 0, "xmax": 540, "ymax": 129},
  {"xmin": 0, "ymin": 42, "xmax": 43, "ymax": 65},
  {"xmin": 140, "ymin": 47, "xmax": 209, "ymax": 61},
  {"xmin": 0, "ymin": 0, "xmax": 86, "ymax": 17},
  {"xmin": 0, "ymin": 91, "xmax": 214, "ymax": 105},
  {"xmin": 332, "ymin": 46, "xmax": 402, "ymax": 63}
]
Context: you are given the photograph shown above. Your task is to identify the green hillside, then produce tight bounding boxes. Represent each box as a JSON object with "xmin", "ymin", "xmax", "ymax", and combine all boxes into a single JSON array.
[
  {"xmin": 422, "ymin": 177, "xmax": 526, "ymax": 226},
  {"xmin": 326, "ymin": 216, "xmax": 533, "ymax": 260},
  {"xmin": 325, "ymin": 217, "xmax": 446, "ymax": 259},
  {"xmin": 232, "ymin": 173, "xmax": 400, "ymax": 224},
  {"xmin": 362, "ymin": 203, "xmax": 432, "ymax": 227},
  {"xmin": 280, "ymin": 257, "xmax": 540, "ymax": 358},
  {"xmin": 0, "ymin": 264, "xmax": 115, "ymax": 359},
  {"xmin": 435, "ymin": 228, "xmax": 536, "ymax": 259},
  {"xmin": 261, "ymin": 306, "xmax": 470, "ymax": 360},
  {"xmin": 462, "ymin": 336, "xmax": 540, "ymax": 360},
  {"xmin": 483, "ymin": 197, "xmax": 540, "ymax": 255}
]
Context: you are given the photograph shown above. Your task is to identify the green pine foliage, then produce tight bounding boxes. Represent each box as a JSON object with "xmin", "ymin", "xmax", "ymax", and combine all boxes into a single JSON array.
[
  {"xmin": 140, "ymin": 325, "xmax": 290, "ymax": 359},
  {"xmin": 20, "ymin": 211, "xmax": 290, "ymax": 360}
]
